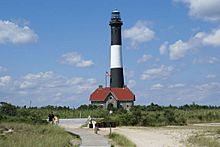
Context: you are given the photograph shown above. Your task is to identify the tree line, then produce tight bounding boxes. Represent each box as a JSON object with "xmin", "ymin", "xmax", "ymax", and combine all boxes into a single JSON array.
[{"xmin": 1, "ymin": 102, "xmax": 220, "ymax": 126}]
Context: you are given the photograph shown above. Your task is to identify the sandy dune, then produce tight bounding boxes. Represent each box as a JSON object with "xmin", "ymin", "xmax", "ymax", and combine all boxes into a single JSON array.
[
  {"xmin": 100, "ymin": 126, "xmax": 197, "ymax": 147},
  {"xmin": 59, "ymin": 119, "xmax": 220, "ymax": 147}
]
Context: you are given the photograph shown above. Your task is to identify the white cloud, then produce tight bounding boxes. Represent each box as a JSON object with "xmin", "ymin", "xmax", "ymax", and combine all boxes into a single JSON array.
[
  {"xmin": 194, "ymin": 82, "xmax": 220, "ymax": 93},
  {"xmin": 127, "ymin": 79, "xmax": 136, "ymax": 88},
  {"xmin": 164, "ymin": 28, "xmax": 220, "ymax": 60},
  {"xmin": 175, "ymin": 0, "xmax": 220, "ymax": 21},
  {"xmin": 0, "ymin": 71, "xmax": 97, "ymax": 106},
  {"xmin": 61, "ymin": 52, "xmax": 94, "ymax": 68},
  {"xmin": 168, "ymin": 83, "xmax": 185, "ymax": 88},
  {"xmin": 75, "ymin": 78, "xmax": 96, "ymax": 94},
  {"xmin": 193, "ymin": 56, "xmax": 219, "ymax": 64},
  {"xmin": 0, "ymin": 20, "xmax": 38, "ymax": 44},
  {"xmin": 209, "ymin": 57, "xmax": 219, "ymax": 64},
  {"xmin": 159, "ymin": 41, "xmax": 169, "ymax": 55},
  {"xmin": 141, "ymin": 65, "xmax": 174, "ymax": 80},
  {"xmin": 19, "ymin": 71, "xmax": 57, "ymax": 89},
  {"xmin": 206, "ymin": 74, "xmax": 216, "ymax": 79},
  {"xmin": 137, "ymin": 54, "xmax": 153, "ymax": 63},
  {"xmin": 19, "ymin": 81, "xmax": 35, "ymax": 89},
  {"xmin": 165, "ymin": 33, "xmax": 200, "ymax": 60},
  {"xmin": 123, "ymin": 21, "xmax": 155, "ymax": 48},
  {"xmin": 202, "ymin": 28, "xmax": 220, "ymax": 46},
  {"xmin": 169, "ymin": 40, "xmax": 192, "ymax": 60},
  {"xmin": 137, "ymin": 81, "xmax": 220, "ymax": 106},
  {"xmin": 150, "ymin": 83, "xmax": 185, "ymax": 90},
  {"xmin": 23, "ymin": 71, "xmax": 54, "ymax": 81},
  {"xmin": 151, "ymin": 83, "xmax": 164, "ymax": 90},
  {"xmin": 0, "ymin": 75, "xmax": 11, "ymax": 86}
]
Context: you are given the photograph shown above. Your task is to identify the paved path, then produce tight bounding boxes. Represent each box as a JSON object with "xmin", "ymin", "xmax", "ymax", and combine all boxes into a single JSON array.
[{"xmin": 59, "ymin": 118, "xmax": 110, "ymax": 147}]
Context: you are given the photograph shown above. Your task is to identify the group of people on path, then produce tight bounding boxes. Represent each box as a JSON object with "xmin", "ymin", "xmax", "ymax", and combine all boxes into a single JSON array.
[
  {"xmin": 48, "ymin": 113, "xmax": 59, "ymax": 125},
  {"xmin": 87, "ymin": 115, "xmax": 99, "ymax": 134}
]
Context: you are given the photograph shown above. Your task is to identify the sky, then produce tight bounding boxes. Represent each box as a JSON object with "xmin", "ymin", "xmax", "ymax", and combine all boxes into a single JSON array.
[{"xmin": 0, "ymin": 0, "xmax": 220, "ymax": 107}]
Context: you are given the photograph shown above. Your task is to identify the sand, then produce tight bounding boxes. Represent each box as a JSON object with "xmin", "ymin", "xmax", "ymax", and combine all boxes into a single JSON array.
[
  {"xmin": 59, "ymin": 119, "xmax": 220, "ymax": 147},
  {"xmin": 100, "ymin": 126, "xmax": 196, "ymax": 147}
]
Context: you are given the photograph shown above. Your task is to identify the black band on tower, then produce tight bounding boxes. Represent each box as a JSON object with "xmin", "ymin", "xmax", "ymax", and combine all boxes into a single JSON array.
[
  {"xmin": 110, "ymin": 68, "xmax": 124, "ymax": 88},
  {"xmin": 111, "ymin": 26, "xmax": 122, "ymax": 45}
]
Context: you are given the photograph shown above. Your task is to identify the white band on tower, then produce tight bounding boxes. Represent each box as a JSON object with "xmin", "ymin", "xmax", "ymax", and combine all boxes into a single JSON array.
[{"xmin": 111, "ymin": 45, "xmax": 123, "ymax": 68}]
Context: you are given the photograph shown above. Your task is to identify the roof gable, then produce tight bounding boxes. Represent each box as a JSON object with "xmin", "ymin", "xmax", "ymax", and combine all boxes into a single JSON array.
[
  {"xmin": 105, "ymin": 92, "xmax": 117, "ymax": 101},
  {"xmin": 90, "ymin": 87, "xmax": 110, "ymax": 101}
]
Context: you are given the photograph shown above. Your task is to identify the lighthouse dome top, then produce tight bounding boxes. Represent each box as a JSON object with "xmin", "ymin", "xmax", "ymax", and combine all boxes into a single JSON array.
[
  {"xmin": 111, "ymin": 9, "xmax": 121, "ymax": 20},
  {"xmin": 112, "ymin": 9, "xmax": 119, "ymax": 13}
]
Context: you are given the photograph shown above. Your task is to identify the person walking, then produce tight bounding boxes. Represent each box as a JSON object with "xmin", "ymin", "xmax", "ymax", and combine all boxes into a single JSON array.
[
  {"xmin": 48, "ymin": 113, "xmax": 54, "ymax": 124},
  {"xmin": 53, "ymin": 115, "xmax": 59, "ymax": 125}
]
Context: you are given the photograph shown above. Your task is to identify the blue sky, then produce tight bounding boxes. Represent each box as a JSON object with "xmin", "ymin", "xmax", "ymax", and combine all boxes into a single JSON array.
[{"xmin": 0, "ymin": 0, "xmax": 220, "ymax": 107}]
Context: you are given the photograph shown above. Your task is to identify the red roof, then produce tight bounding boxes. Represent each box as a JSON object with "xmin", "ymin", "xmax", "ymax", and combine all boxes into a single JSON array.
[{"xmin": 90, "ymin": 87, "xmax": 135, "ymax": 101}]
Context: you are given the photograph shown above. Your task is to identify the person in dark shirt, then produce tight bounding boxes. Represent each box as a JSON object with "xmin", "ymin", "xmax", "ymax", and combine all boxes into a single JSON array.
[{"xmin": 48, "ymin": 113, "xmax": 54, "ymax": 123}]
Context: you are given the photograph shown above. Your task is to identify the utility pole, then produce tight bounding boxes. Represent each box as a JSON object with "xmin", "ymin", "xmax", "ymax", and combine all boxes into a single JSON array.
[{"xmin": 29, "ymin": 100, "xmax": 32, "ymax": 108}]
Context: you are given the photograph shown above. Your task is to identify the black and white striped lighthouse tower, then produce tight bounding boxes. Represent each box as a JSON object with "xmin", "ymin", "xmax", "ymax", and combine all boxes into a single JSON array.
[
  {"xmin": 109, "ymin": 10, "xmax": 124, "ymax": 88},
  {"xmin": 90, "ymin": 10, "xmax": 135, "ymax": 109}
]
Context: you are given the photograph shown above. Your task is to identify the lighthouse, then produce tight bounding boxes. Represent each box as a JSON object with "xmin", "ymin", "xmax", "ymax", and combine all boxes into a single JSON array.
[
  {"xmin": 109, "ymin": 10, "xmax": 124, "ymax": 88},
  {"xmin": 90, "ymin": 10, "xmax": 135, "ymax": 110}
]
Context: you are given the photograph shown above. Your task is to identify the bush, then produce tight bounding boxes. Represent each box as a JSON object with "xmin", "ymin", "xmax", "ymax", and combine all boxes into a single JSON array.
[
  {"xmin": 0, "ymin": 102, "xmax": 17, "ymax": 116},
  {"xmin": 164, "ymin": 110, "xmax": 176, "ymax": 125},
  {"xmin": 0, "ymin": 102, "xmax": 47, "ymax": 124}
]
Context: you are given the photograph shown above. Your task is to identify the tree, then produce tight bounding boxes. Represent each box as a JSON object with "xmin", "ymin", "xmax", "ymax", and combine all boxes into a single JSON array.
[{"xmin": 0, "ymin": 102, "xmax": 17, "ymax": 116}]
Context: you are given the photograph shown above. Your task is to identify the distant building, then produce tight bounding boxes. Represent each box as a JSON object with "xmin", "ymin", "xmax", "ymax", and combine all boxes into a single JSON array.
[
  {"xmin": 90, "ymin": 86, "xmax": 135, "ymax": 110},
  {"xmin": 90, "ymin": 10, "xmax": 135, "ymax": 109}
]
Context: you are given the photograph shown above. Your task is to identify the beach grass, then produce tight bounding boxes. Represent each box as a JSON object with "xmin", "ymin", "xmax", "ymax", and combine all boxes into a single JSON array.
[
  {"xmin": 188, "ymin": 135, "xmax": 220, "ymax": 147},
  {"xmin": 0, "ymin": 122, "xmax": 80, "ymax": 147},
  {"xmin": 187, "ymin": 127, "xmax": 220, "ymax": 147},
  {"xmin": 108, "ymin": 132, "xmax": 136, "ymax": 147}
]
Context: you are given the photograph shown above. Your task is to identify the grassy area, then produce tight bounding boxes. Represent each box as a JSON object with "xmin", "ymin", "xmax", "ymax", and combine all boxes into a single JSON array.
[
  {"xmin": 187, "ymin": 127, "xmax": 220, "ymax": 147},
  {"xmin": 109, "ymin": 133, "xmax": 136, "ymax": 147},
  {"xmin": 188, "ymin": 134, "xmax": 220, "ymax": 147},
  {"xmin": 0, "ymin": 122, "xmax": 80, "ymax": 147}
]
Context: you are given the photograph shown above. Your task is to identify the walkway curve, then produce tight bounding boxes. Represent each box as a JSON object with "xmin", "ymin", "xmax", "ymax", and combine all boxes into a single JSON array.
[{"xmin": 59, "ymin": 118, "xmax": 110, "ymax": 147}]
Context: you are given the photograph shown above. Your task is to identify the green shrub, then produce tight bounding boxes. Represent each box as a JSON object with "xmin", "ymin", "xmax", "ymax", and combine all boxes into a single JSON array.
[
  {"xmin": 0, "ymin": 102, "xmax": 17, "ymax": 116},
  {"xmin": 164, "ymin": 110, "xmax": 176, "ymax": 125}
]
